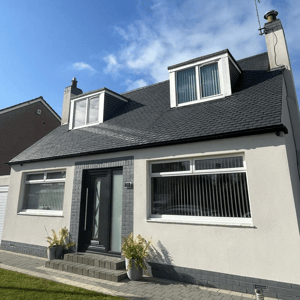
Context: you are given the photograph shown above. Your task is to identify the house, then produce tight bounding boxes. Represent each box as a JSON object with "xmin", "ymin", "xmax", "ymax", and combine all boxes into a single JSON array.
[
  {"xmin": 2, "ymin": 10, "xmax": 300, "ymax": 298},
  {"xmin": 0, "ymin": 97, "xmax": 61, "ymax": 244}
]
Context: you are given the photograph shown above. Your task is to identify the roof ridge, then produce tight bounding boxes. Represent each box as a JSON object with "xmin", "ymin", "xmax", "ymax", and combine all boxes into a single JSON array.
[
  {"xmin": 237, "ymin": 52, "xmax": 267, "ymax": 62},
  {"xmin": 122, "ymin": 79, "xmax": 169, "ymax": 95},
  {"xmin": 0, "ymin": 96, "xmax": 44, "ymax": 112}
]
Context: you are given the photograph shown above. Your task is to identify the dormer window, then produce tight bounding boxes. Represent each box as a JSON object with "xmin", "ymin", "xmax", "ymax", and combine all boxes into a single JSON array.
[
  {"xmin": 73, "ymin": 96, "xmax": 100, "ymax": 128},
  {"xmin": 169, "ymin": 49, "xmax": 241, "ymax": 108},
  {"xmin": 69, "ymin": 88, "xmax": 128, "ymax": 130},
  {"xmin": 200, "ymin": 63, "xmax": 220, "ymax": 97},
  {"xmin": 177, "ymin": 63, "xmax": 221, "ymax": 104}
]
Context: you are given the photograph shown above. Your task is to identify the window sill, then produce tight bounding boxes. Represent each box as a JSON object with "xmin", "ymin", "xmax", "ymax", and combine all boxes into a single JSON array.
[
  {"xmin": 18, "ymin": 210, "xmax": 63, "ymax": 217},
  {"xmin": 177, "ymin": 94, "xmax": 224, "ymax": 107},
  {"xmin": 147, "ymin": 216, "xmax": 254, "ymax": 228}
]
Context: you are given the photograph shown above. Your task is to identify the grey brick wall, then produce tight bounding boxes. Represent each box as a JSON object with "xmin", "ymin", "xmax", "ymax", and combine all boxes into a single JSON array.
[
  {"xmin": 69, "ymin": 156, "xmax": 134, "ymax": 251},
  {"xmin": 1, "ymin": 240, "xmax": 47, "ymax": 257},
  {"xmin": 148, "ymin": 262, "xmax": 300, "ymax": 299}
]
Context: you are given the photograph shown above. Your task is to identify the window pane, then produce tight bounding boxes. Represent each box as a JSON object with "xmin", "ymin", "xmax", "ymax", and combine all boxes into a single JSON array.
[
  {"xmin": 151, "ymin": 173, "xmax": 250, "ymax": 218},
  {"xmin": 152, "ymin": 161, "xmax": 190, "ymax": 173},
  {"xmin": 87, "ymin": 97, "xmax": 99, "ymax": 124},
  {"xmin": 201, "ymin": 63, "xmax": 220, "ymax": 97},
  {"xmin": 23, "ymin": 183, "xmax": 64, "ymax": 210},
  {"xmin": 177, "ymin": 68, "xmax": 197, "ymax": 104},
  {"xmin": 195, "ymin": 157, "xmax": 243, "ymax": 170},
  {"xmin": 74, "ymin": 99, "xmax": 87, "ymax": 127},
  {"xmin": 26, "ymin": 173, "xmax": 44, "ymax": 181},
  {"xmin": 46, "ymin": 171, "xmax": 66, "ymax": 180}
]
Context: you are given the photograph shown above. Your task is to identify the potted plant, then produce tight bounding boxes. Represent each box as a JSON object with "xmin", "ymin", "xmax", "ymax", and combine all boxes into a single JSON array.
[
  {"xmin": 121, "ymin": 233, "xmax": 151, "ymax": 281},
  {"xmin": 46, "ymin": 229, "xmax": 60, "ymax": 260},
  {"xmin": 45, "ymin": 227, "xmax": 75, "ymax": 260},
  {"xmin": 57, "ymin": 227, "xmax": 75, "ymax": 259}
]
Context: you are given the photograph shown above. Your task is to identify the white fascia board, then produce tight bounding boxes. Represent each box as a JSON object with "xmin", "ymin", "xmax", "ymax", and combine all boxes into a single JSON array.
[
  {"xmin": 71, "ymin": 89, "xmax": 128, "ymax": 103},
  {"xmin": 228, "ymin": 55, "xmax": 242, "ymax": 74},
  {"xmin": 68, "ymin": 100, "xmax": 75, "ymax": 130},
  {"xmin": 105, "ymin": 90, "xmax": 128, "ymax": 102},
  {"xmin": 168, "ymin": 53, "xmax": 228, "ymax": 73},
  {"xmin": 99, "ymin": 92, "xmax": 105, "ymax": 123},
  {"xmin": 221, "ymin": 55, "xmax": 232, "ymax": 97},
  {"xmin": 70, "ymin": 90, "xmax": 103, "ymax": 102},
  {"xmin": 169, "ymin": 72, "xmax": 177, "ymax": 108}
]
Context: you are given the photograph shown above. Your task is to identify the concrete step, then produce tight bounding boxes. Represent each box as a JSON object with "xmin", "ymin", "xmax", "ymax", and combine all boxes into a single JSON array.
[
  {"xmin": 45, "ymin": 259, "xmax": 127, "ymax": 282},
  {"xmin": 63, "ymin": 252, "xmax": 125, "ymax": 270}
]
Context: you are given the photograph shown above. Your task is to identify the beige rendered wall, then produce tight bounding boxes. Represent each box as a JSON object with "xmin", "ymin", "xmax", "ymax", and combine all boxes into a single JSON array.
[
  {"xmin": 0, "ymin": 175, "xmax": 10, "ymax": 186},
  {"xmin": 1, "ymin": 150, "xmax": 134, "ymax": 246},
  {"xmin": 2, "ymin": 131, "xmax": 300, "ymax": 284},
  {"xmin": 133, "ymin": 133, "xmax": 300, "ymax": 285}
]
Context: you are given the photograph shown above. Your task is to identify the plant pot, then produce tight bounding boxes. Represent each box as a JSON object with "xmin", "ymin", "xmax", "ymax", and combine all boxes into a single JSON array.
[
  {"xmin": 55, "ymin": 245, "xmax": 63, "ymax": 259},
  {"xmin": 47, "ymin": 247, "xmax": 56, "ymax": 260},
  {"xmin": 125, "ymin": 258, "xmax": 143, "ymax": 281}
]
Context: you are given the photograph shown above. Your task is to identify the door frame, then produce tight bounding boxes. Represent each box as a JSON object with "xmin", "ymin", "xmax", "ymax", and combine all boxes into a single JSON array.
[{"xmin": 78, "ymin": 167, "xmax": 123, "ymax": 255}]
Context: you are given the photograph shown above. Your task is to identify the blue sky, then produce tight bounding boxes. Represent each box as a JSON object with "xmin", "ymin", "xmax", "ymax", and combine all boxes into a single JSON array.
[{"xmin": 0, "ymin": 0, "xmax": 299, "ymax": 116}]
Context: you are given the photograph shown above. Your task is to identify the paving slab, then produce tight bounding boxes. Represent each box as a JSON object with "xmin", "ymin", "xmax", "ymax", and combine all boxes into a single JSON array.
[{"xmin": 0, "ymin": 250, "xmax": 278, "ymax": 300}]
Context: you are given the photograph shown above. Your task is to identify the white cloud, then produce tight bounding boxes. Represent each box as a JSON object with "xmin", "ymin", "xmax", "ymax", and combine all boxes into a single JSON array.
[
  {"xmin": 104, "ymin": 54, "xmax": 121, "ymax": 75},
  {"xmin": 104, "ymin": 0, "xmax": 300, "ymax": 93},
  {"xmin": 70, "ymin": 62, "xmax": 97, "ymax": 75},
  {"xmin": 125, "ymin": 79, "xmax": 147, "ymax": 91}
]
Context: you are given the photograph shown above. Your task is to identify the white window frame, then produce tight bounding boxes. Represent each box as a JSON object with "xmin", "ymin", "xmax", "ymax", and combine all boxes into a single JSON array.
[
  {"xmin": 169, "ymin": 52, "xmax": 240, "ymax": 108},
  {"xmin": 175, "ymin": 60, "xmax": 223, "ymax": 107},
  {"xmin": 70, "ymin": 93, "xmax": 103, "ymax": 130},
  {"xmin": 148, "ymin": 154, "xmax": 253, "ymax": 227},
  {"xmin": 18, "ymin": 170, "xmax": 66, "ymax": 217}
]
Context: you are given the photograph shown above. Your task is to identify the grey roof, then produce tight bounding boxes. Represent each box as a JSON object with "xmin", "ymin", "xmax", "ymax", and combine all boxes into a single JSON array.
[{"xmin": 10, "ymin": 52, "xmax": 285, "ymax": 164}]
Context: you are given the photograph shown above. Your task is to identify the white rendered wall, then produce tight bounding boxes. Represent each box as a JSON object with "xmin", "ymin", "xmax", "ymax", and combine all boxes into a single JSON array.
[
  {"xmin": 133, "ymin": 134, "xmax": 300, "ymax": 285},
  {"xmin": 2, "ymin": 131, "xmax": 300, "ymax": 284}
]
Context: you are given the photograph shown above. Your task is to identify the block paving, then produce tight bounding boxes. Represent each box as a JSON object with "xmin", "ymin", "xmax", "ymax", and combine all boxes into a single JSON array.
[{"xmin": 0, "ymin": 249, "xmax": 278, "ymax": 300}]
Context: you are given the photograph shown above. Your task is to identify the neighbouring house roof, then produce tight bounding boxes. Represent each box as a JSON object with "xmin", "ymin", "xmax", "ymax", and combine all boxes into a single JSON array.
[
  {"xmin": 9, "ymin": 52, "xmax": 285, "ymax": 165},
  {"xmin": 0, "ymin": 96, "xmax": 61, "ymax": 122}
]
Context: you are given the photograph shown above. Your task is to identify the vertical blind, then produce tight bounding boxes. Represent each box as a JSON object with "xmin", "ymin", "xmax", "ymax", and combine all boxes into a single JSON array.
[
  {"xmin": 151, "ymin": 173, "xmax": 250, "ymax": 218},
  {"xmin": 23, "ymin": 183, "xmax": 64, "ymax": 210},
  {"xmin": 177, "ymin": 68, "xmax": 197, "ymax": 104},
  {"xmin": 151, "ymin": 157, "xmax": 251, "ymax": 218},
  {"xmin": 200, "ymin": 63, "xmax": 220, "ymax": 98}
]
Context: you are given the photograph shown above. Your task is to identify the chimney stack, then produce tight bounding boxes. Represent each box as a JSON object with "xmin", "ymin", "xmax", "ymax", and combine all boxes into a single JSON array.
[
  {"xmin": 264, "ymin": 10, "xmax": 291, "ymax": 71},
  {"xmin": 61, "ymin": 77, "xmax": 83, "ymax": 125}
]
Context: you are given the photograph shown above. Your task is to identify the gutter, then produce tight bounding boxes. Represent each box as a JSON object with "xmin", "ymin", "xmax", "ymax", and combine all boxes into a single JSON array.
[{"xmin": 8, "ymin": 124, "xmax": 288, "ymax": 166}]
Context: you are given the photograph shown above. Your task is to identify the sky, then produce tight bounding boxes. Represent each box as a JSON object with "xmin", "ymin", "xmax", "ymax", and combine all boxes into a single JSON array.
[{"xmin": 0, "ymin": 0, "xmax": 299, "ymax": 117}]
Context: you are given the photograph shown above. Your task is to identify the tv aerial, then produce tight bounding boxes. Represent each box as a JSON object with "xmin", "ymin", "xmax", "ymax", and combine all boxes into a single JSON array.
[{"xmin": 254, "ymin": 0, "xmax": 265, "ymax": 35}]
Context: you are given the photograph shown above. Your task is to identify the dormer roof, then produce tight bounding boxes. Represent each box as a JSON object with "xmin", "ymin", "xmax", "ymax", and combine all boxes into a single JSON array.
[{"xmin": 10, "ymin": 52, "xmax": 286, "ymax": 164}]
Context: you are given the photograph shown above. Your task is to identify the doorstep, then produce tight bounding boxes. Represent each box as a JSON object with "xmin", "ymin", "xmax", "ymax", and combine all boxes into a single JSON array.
[{"xmin": 45, "ymin": 252, "xmax": 127, "ymax": 282}]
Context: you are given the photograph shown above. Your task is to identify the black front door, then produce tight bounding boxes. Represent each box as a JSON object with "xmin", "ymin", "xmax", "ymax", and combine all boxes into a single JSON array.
[{"xmin": 78, "ymin": 168, "xmax": 123, "ymax": 255}]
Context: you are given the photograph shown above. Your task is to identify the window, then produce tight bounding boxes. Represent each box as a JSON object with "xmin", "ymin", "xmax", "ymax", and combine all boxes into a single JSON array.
[
  {"xmin": 73, "ymin": 96, "xmax": 99, "ymax": 128},
  {"xmin": 150, "ymin": 156, "xmax": 251, "ymax": 225},
  {"xmin": 21, "ymin": 171, "xmax": 66, "ymax": 215},
  {"xmin": 176, "ymin": 63, "xmax": 221, "ymax": 104}
]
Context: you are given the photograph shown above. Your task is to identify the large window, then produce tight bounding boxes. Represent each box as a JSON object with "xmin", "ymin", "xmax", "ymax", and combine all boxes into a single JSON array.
[
  {"xmin": 150, "ymin": 156, "xmax": 251, "ymax": 224},
  {"xmin": 176, "ymin": 62, "xmax": 221, "ymax": 105},
  {"xmin": 73, "ymin": 96, "xmax": 99, "ymax": 128},
  {"xmin": 22, "ymin": 171, "xmax": 66, "ymax": 214}
]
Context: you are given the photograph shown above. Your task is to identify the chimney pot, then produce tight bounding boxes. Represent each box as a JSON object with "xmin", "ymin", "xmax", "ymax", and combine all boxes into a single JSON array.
[
  {"xmin": 71, "ymin": 77, "xmax": 78, "ymax": 88},
  {"xmin": 264, "ymin": 10, "xmax": 278, "ymax": 22}
]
